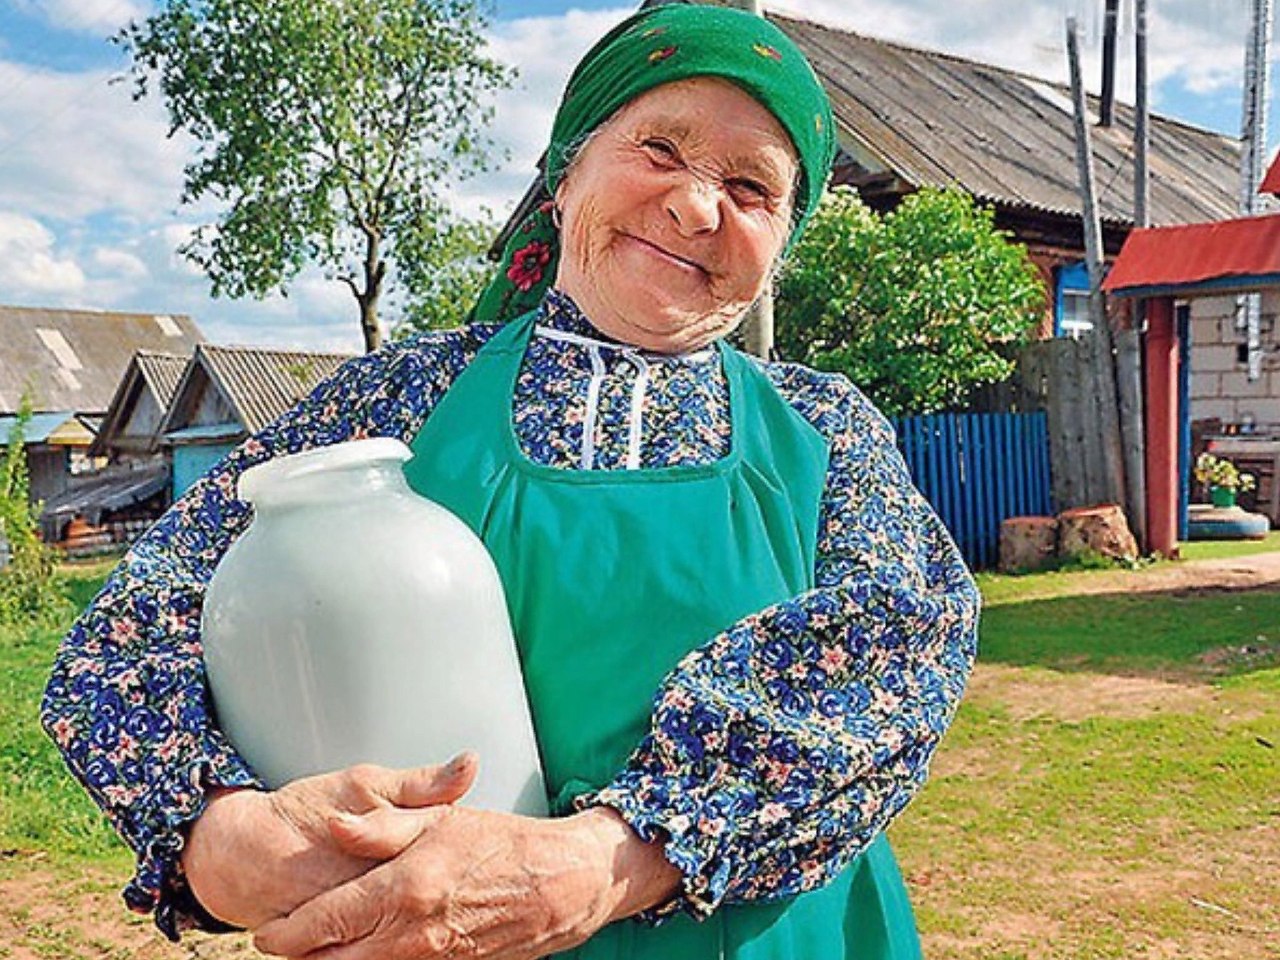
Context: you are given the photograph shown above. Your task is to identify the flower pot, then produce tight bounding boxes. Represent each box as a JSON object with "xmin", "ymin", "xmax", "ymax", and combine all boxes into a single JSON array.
[{"xmin": 1209, "ymin": 486, "xmax": 1237, "ymax": 508}]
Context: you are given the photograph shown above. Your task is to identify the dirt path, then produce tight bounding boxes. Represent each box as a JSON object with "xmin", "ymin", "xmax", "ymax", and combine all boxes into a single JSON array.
[{"xmin": 992, "ymin": 550, "xmax": 1280, "ymax": 602}]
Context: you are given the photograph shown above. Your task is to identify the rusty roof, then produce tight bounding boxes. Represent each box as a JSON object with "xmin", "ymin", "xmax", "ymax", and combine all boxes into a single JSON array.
[
  {"xmin": 163, "ymin": 344, "xmax": 355, "ymax": 437},
  {"xmin": 0, "ymin": 306, "xmax": 205, "ymax": 416},
  {"xmin": 772, "ymin": 13, "xmax": 1239, "ymax": 227}
]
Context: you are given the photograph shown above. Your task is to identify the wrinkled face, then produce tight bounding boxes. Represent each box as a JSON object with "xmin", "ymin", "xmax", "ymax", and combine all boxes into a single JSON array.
[{"xmin": 553, "ymin": 76, "xmax": 798, "ymax": 354}]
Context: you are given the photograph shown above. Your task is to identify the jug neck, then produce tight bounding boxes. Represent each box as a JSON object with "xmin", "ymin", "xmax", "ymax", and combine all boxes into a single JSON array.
[{"xmin": 238, "ymin": 438, "xmax": 414, "ymax": 512}]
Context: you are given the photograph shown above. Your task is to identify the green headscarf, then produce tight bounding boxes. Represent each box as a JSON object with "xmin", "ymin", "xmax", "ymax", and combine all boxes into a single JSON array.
[{"xmin": 472, "ymin": 3, "xmax": 836, "ymax": 327}]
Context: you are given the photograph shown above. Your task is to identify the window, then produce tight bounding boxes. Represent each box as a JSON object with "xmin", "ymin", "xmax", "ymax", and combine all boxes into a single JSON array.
[{"xmin": 1055, "ymin": 261, "xmax": 1094, "ymax": 339}]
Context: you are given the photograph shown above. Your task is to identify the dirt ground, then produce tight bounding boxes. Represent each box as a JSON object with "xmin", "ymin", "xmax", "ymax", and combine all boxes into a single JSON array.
[{"xmin": 6, "ymin": 553, "xmax": 1280, "ymax": 960}]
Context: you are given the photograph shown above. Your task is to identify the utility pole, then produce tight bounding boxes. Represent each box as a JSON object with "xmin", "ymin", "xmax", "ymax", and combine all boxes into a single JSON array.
[
  {"xmin": 1099, "ymin": 0, "xmax": 1120, "ymax": 127},
  {"xmin": 722, "ymin": 0, "xmax": 776, "ymax": 359},
  {"xmin": 1067, "ymin": 15, "xmax": 1127, "ymax": 509},
  {"xmin": 1118, "ymin": 0, "xmax": 1151, "ymax": 550},
  {"xmin": 1134, "ymin": 0, "xmax": 1150, "ymax": 228},
  {"xmin": 1239, "ymin": 0, "xmax": 1274, "ymax": 382}
]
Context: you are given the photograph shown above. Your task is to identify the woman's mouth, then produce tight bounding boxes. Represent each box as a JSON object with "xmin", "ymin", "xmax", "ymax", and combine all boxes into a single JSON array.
[{"xmin": 620, "ymin": 233, "xmax": 708, "ymax": 277}]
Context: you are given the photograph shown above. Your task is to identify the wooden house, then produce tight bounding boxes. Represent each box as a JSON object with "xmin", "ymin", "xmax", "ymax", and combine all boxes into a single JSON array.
[
  {"xmin": 159, "ymin": 344, "xmax": 353, "ymax": 497},
  {"xmin": 0, "ymin": 305, "xmax": 204, "ymax": 506}
]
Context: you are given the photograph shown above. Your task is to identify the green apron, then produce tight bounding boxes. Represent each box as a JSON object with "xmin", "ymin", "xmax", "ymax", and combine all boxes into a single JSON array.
[{"xmin": 402, "ymin": 313, "xmax": 922, "ymax": 959}]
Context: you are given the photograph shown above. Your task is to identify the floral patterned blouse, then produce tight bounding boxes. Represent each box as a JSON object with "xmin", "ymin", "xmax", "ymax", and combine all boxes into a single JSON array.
[{"xmin": 41, "ymin": 289, "xmax": 981, "ymax": 941}]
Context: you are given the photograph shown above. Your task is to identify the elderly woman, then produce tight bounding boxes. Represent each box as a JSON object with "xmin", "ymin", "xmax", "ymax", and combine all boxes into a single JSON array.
[{"xmin": 42, "ymin": 6, "xmax": 980, "ymax": 960}]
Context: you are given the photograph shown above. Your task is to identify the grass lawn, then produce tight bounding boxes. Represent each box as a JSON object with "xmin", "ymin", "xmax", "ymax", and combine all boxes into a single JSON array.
[{"xmin": 1, "ymin": 555, "xmax": 1278, "ymax": 958}]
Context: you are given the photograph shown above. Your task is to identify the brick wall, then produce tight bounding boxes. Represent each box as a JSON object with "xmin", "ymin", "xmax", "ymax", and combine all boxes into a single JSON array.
[{"xmin": 1188, "ymin": 290, "xmax": 1280, "ymax": 428}]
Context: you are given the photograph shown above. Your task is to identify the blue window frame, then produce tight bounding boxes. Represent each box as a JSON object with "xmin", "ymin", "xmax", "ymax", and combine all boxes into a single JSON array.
[{"xmin": 1054, "ymin": 261, "xmax": 1093, "ymax": 339}]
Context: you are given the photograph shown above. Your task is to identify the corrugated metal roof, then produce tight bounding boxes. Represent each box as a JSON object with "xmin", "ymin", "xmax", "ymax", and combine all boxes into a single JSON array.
[
  {"xmin": 176, "ymin": 344, "xmax": 355, "ymax": 435},
  {"xmin": 0, "ymin": 411, "xmax": 79, "ymax": 445},
  {"xmin": 0, "ymin": 306, "xmax": 205, "ymax": 416},
  {"xmin": 40, "ymin": 464, "xmax": 168, "ymax": 522},
  {"xmin": 90, "ymin": 350, "xmax": 194, "ymax": 457},
  {"xmin": 771, "ymin": 13, "xmax": 1240, "ymax": 227},
  {"xmin": 135, "ymin": 352, "xmax": 189, "ymax": 410},
  {"xmin": 1102, "ymin": 213, "xmax": 1280, "ymax": 295}
]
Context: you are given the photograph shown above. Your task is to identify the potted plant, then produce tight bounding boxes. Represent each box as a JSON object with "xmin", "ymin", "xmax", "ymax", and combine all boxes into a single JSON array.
[{"xmin": 1194, "ymin": 453, "xmax": 1257, "ymax": 508}]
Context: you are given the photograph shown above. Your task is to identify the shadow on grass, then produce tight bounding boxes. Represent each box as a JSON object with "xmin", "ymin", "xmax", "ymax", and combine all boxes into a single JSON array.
[{"xmin": 978, "ymin": 584, "xmax": 1280, "ymax": 684}]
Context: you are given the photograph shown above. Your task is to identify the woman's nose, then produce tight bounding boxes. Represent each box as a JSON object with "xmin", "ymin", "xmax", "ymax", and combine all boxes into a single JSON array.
[{"xmin": 665, "ymin": 176, "xmax": 721, "ymax": 236}]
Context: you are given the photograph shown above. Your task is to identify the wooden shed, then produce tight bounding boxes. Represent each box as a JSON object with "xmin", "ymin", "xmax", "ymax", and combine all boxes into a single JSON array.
[{"xmin": 159, "ymin": 344, "xmax": 353, "ymax": 497}]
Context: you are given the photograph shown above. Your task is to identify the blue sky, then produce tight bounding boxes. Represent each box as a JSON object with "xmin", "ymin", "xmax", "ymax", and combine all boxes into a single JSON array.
[{"xmin": 0, "ymin": 0, "xmax": 1275, "ymax": 352}]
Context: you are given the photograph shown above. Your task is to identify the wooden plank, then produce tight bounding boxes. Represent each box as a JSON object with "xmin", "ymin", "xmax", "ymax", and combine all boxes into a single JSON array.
[{"xmin": 1114, "ymin": 327, "xmax": 1148, "ymax": 548}]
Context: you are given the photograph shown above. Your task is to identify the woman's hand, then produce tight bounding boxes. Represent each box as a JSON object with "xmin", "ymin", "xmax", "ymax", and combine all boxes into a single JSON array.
[
  {"xmin": 181, "ymin": 755, "xmax": 478, "ymax": 930},
  {"xmin": 251, "ymin": 804, "xmax": 682, "ymax": 960}
]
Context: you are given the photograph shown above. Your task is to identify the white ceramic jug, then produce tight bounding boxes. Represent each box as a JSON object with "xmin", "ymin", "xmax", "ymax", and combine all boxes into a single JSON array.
[{"xmin": 201, "ymin": 437, "xmax": 547, "ymax": 815}]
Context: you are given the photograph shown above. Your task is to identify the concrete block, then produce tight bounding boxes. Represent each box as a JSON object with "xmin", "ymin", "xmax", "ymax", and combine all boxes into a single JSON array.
[
  {"xmin": 1221, "ymin": 371, "xmax": 1272, "ymax": 399},
  {"xmin": 1194, "ymin": 344, "xmax": 1244, "ymax": 373},
  {"xmin": 1193, "ymin": 295, "xmax": 1238, "ymax": 319},
  {"xmin": 1189, "ymin": 371, "xmax": 1220, "ymax": 399},
  {"xmin": 1190, "ymin": 397, "xmax": 1239, "ymax": 422},
  {"xmin": 1244, "ymin": 397, "xmax": 1280, "ymax": 426},
  {"xmin": 1191, "ymin": 317, "xmax": 1223, "ymax": 345}
]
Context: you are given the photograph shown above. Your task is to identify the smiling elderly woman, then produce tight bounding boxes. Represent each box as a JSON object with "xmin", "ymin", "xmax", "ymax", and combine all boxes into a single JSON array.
[{"xmin": 42, "ymin": 6, "xmax": 980, "ymax": 960}]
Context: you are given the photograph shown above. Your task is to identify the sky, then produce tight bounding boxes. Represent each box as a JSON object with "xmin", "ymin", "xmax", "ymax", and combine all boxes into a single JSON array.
[{"xmin": 0, "ymin": 0, "xmax": 1277, "ymax": 353}]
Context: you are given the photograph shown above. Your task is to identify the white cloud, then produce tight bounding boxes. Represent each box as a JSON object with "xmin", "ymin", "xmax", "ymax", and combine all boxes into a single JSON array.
[
  {"xmin": 0, "ymin": 212, "xmax": 86, "ymax": 296},
  {"xmin": 0, "ymin": 59, "xmax": 188, "ymax": 220},
  {"xmin": 15, "ymin": 0, "xmax": 150, "ymax": 35},
  {"xmin": 91, "ymin": 245, "xmax": 148, "ymax": 278}
]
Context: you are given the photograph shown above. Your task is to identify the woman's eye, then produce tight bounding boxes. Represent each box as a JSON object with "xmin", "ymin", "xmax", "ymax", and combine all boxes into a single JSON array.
[
  {"xmin": 727, "ymin": 178, "xmax": 771, "ymax": 205},
  {"xmin": 641, "ymin": 138, "xmax": 680, "ymax": 164}
]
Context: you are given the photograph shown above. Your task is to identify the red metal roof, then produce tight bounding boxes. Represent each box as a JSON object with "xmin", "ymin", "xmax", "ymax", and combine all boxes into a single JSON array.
[
  {"xmin": 1263, "ymin": 152, "xmax": 1280, "ymax": 195},
  {"xmin": 1102, "ymin": 214, "xmax": 1280, "ymax": 294}
]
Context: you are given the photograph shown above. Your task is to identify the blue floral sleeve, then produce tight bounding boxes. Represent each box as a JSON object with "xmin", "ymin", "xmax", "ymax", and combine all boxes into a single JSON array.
[
  {"xmin": 579, "ymin": 368, "xmax": 982, "ymax": 921},
  {"xmin": 39, "ymin": 327, "xmax": 494, "ymax": 941}
]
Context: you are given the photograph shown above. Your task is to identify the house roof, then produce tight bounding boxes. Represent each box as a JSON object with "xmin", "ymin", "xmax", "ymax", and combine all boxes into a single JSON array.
[
  {"xmin": 1102, "ymin": 213, "xmax": 1280, "ymax": 297},
  {"xmin": 161, "ymin": 343, "xmax": 355, "ymax": 437},
  {"xmin": 0, "ymin": 306, "xmax": 205, "ymax": 416},
  {"xmin": 0, "ymin": 411, "xmax": 92, "ymax": 447},
  {"xmin": 772, "ymin": 13, "xmax": 1240, "ymax": 228},
  {"xmin": 89, "ymin": 351, "xmax": 192, "ymax": 457},
  {"xmin": 1263, "ymin": 152, "xmax": 1280, "ymax": 196}
]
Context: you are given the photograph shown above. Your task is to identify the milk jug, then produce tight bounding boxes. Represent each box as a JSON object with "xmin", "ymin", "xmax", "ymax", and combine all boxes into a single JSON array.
[{"xmin": 201, "ymin": 437, "xmax": 547, "ymax": 815}]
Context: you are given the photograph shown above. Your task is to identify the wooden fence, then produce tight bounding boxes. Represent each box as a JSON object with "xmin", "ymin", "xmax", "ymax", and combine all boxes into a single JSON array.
[{"xmin": 893, "ymin": 412, "xmax": 1053, "ymax": 570}]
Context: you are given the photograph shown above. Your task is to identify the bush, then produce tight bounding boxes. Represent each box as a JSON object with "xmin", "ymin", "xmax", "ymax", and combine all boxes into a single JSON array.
[
  {"xmin": 776, "ymin": 187, "xmax": 1045, "ymax": 416},
  {"xmin": 0, "ymin": 399, "xmax": 72, "ymax": 627}
]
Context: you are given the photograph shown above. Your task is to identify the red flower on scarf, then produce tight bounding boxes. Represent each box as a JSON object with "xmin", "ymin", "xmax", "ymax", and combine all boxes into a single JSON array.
[
  {"xmin": 648, "ymin": 45, "xmax": 677, "ymax": 64},
  {"xmin": 506, "ymin": 240, "xmax": 552, "ymax": 292},
  {"xmin": 753, "ymin": 43, "xmax": 782, "ymax": 62}
]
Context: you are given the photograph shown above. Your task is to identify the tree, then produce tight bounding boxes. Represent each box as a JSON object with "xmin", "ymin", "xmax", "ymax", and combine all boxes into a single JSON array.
[
  {"xmin": 776, "ymin": 187, "xmax": 1045, "ymax": 416},
  {"xmin": 392, "ymin": 210, "xmax": 498, "ymax": 336},
  {"xmin": 0, "ymin": 397, "xmax": 70, "ymax": 627},
  {"xmin": 119, "ymin": 0, "xmax": 512, "ymax": 352}
]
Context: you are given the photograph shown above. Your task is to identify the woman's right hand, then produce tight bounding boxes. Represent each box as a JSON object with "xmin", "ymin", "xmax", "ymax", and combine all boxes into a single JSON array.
[{"xmin": 180, "ymin": 754, "xmax": 478, "ymax": 929}]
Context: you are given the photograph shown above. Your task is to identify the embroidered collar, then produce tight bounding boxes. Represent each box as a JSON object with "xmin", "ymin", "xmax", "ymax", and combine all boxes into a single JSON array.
[{"xmin": 536, "ymin": 289, "xmax": 716, "ymax": 364}]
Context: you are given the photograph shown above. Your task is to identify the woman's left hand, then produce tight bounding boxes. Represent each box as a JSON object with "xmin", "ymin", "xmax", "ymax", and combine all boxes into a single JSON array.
[{"xmin": 252, "ymin": 803, "xmax": 681, "ymax": 960}]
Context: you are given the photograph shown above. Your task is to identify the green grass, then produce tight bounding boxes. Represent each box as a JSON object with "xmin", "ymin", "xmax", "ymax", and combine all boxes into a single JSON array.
[
  {"xmin": 978, "ymin": 588, "xmax": 1280, "ymax": 677},
  {"xmin": 0, "ymin": 563, "xmax": 129, "ymax": 868},
  {"xmin": 1178, "ymin": 530, "xmax": 1280, "ymax": 561},
  {"xmin": 5, "ymin": 556, "xmax": 1280, "ymax": 958}
]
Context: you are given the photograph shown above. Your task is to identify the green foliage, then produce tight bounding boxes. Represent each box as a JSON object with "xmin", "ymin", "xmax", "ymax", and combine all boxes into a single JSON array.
[
  {"xmin": 0, "ymin": 400, "xmax": 72, "ymax": 627},
  {"xmin": 118, "ymin": 0, "xmax": 512, "ymax": 350},
  {"xmin": 776, "ymin": 187, "xmax": 1046, "ymax": 416},
  {"xmin": 392, "ymin": 211, "xmax": 499, "ymax": 334}
]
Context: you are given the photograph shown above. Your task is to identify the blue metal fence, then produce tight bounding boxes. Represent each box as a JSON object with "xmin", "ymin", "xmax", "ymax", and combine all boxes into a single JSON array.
[{"xmin": 891, "ymin": 412, "xmax": 1052, "ymax": 570}]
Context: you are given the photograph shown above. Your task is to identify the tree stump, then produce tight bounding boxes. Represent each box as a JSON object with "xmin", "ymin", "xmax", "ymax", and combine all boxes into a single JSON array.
[
  {"xmin": 1057, "ymin": 503, "xmax": 1139, "ymax": 561},
  {"xmin": 999, "ymin": 516, "xmax": 1059, "ymax": 572}
]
